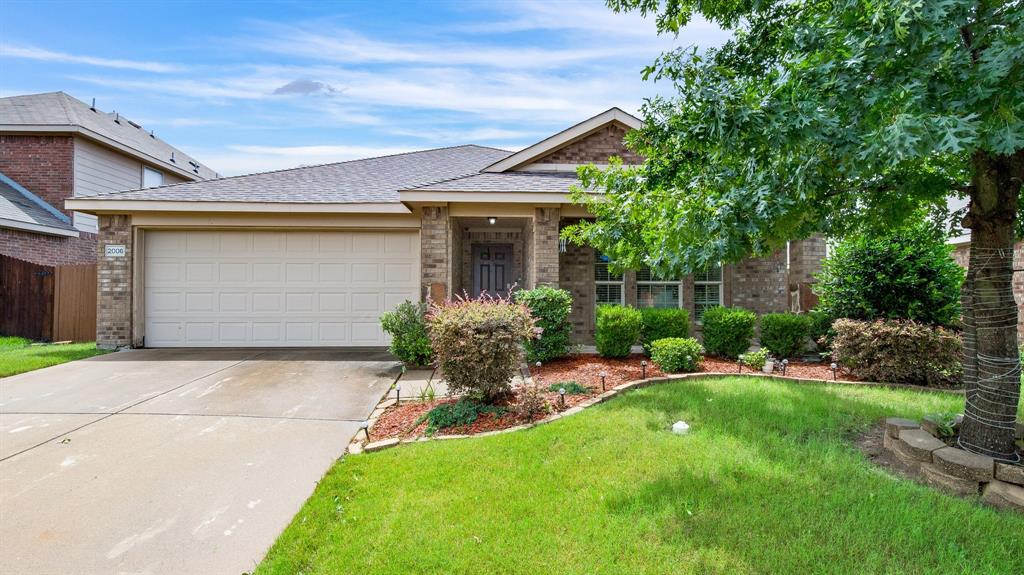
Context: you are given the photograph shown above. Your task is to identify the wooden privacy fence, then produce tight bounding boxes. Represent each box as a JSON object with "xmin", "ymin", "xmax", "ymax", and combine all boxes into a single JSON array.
[{"xmin": 0, "ymin": 254, "xmax": 96, "ymax": 342}]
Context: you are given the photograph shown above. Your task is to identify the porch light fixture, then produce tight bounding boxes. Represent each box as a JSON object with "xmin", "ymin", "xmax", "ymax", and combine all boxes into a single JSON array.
[{"xmin": 488, "ymin": 217, "xmax": 497, "ymax": 225}]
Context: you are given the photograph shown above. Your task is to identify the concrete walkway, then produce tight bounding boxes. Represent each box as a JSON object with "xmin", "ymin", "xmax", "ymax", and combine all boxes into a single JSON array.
[{"xmin": 0, "ymin": 348, "xmax": 399, "ymax": 574}]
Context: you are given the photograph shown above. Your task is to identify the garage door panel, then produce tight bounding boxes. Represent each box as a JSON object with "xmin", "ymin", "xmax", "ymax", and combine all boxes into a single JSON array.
[{"xmin": 145, "ymin": 230, "xmax": 418, "ymax": 347}]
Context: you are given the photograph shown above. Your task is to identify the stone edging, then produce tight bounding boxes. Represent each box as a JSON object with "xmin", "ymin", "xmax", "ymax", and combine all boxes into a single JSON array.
[
  {"xmin": 883, "ymin": 418, "xmax": 1023, "ymax": 511},
  {"xmin": 349, "ymin": 371, "xmax": 969, "ymax": 455}
]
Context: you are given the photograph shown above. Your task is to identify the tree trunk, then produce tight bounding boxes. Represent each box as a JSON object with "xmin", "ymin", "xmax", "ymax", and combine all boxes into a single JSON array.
[{"xmin": 957, "ymin": 150, "xmax": 1022, "ymax": 462}]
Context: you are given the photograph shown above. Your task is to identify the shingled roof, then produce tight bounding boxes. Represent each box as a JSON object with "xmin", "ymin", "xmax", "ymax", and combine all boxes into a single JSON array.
[
  {"xmin": 0, "ymin": 92, "xmax": 217, "ymax": 180},
  {"xmin": 406, "ymin": 171, "xmax": 579, "ymax": 193},
  {"xmin": 0, "ymin": 172, "xmax": 78, "ymax": 236},
  {"xmin": 80, "ymin": 145, "xmax": 512, "ymax": 203}
]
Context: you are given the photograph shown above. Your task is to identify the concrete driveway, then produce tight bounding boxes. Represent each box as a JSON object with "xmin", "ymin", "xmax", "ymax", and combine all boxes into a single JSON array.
[{"xmin": 0, "ymin": 348, "xmax": 399, "ymax": 575}]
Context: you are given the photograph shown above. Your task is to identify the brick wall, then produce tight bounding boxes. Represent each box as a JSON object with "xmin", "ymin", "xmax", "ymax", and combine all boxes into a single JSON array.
[
  {"xmin": 731, "ymin": 249, "xmax": 789, "ymax": 315},
  {"xmin": 533, "ymin": 123, "xmax": 642, "ymax": 165},
  {"xmin": 788, "ymin": 235, "xmax": 826, "ymax": 285},
  {"xmin": 420, "ymin": 206, "xmax": 449, "ymax": 300},
  {"xmin": 559, "ymin": 241, "xmax": 596, "ymax": 343},
  {"xmin": 0, "ymin": 135, "xmax": 75, "ymax": 216},
  {"xmin": 0, "ymin": 228, "xmax": 97, "ymax": 266},
  {"xmin": 532, "ymin": 207, "xmax": 560, "ymax": 287},
  {"xmin": 952, "ymin": 241, "xmax": 1023, "ymax": 340},
  {"xmin": 96, "ymin": 215, "xmax": 132, "ymax": 348}
]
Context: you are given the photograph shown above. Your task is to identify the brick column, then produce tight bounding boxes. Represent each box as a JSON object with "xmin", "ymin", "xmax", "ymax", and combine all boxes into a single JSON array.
[
  {"xmin": 96, "ymin": 215, "xmax": 132, "ymax": 349},
  {"xmin": 788, "ymin": 235, "xmax": 826, "ymax": 285},
  {"xmin": 532, "ymin": 207, "xmax": 560, "ymax": 287},
  {"xmin": 420, "ymin": 206, "xmax": 450, "ymax": 300}
]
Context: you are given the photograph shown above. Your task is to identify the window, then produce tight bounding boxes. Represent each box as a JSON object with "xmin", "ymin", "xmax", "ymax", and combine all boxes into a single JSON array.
[
  {"xmin": 636, "ymin": 266, "xmax": 681, "ymax": 308},
  {"xmin": 595, "ymin": 253, "xmax": 624, "ymax": 305},
  {"xmin": 693, "ymin": 263, "xmax": 723, "ymax": 321},
  {"xmin": 143, "ymin": 166, "xmax": 164, "ymax": 188}
]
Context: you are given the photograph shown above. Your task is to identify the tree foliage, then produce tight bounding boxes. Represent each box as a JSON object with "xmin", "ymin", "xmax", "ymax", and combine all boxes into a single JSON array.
[{"xmin": 563, "ymin": 0, "xmax": 1023, "ymax": 277}]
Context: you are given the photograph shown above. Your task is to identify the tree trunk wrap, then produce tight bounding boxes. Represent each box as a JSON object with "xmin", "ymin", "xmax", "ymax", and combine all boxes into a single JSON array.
[{"xmin": 958, "ymin": 150, "xmax": 1023, "ymax": 462}]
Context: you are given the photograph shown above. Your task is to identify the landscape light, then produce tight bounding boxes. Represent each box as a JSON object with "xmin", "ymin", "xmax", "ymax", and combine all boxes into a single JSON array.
[
  {"xmin": 641, "ymin": 360, "xmax": 647, "ymax": 379},
  {"xmin": 558, "ymin": 387, "xmax": 566, "ymax": 408},
  {"xmin": 830, "ymin": 362, "xmax": 838, "ymax": 381},
  {"xmin": 599, "ymin": 371, "xmax": 607, "ymax": 391},
  {"xmin": 781, "ymin": 359, "xmax": 789, "ymax": 376},
  {"xmin": 359, "ymin": 420, "xmax": 370, "ymax": 440},
  {"xmin": 395, "ymin": 383, "xmax": 402, "ymax": 404}
]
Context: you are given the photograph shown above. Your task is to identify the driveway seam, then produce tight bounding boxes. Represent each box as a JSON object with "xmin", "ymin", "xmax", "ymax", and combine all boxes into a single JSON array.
[{"xmin": 0, "ymin": 351, "xmax": 265, "ymax": 463}]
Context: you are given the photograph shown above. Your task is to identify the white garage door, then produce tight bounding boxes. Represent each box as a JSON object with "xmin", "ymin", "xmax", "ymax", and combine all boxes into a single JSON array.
[{"xmin": 144, "ymin": 230, "xmax": 420, "ymax": 347}]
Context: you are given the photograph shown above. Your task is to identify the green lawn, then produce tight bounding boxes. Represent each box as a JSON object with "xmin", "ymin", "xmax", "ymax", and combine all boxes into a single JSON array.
[
  {"xmin": 0, "ymin": 337, "xmax": 110, "ymax": 377},
  {"xmin": 258, "ymin": 376, "xmax": 1023, "ymax": 575}
]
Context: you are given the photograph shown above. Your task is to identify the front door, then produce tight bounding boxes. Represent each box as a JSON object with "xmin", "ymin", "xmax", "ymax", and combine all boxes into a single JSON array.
[{"xmin": 472, "ymin": 244, "xmax": 512, "ymax": 298}]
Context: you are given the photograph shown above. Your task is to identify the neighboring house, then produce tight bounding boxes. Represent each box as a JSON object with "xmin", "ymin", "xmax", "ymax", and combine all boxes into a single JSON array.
[
  {"xmin": 0, "ymin": 92, "xmax": 216, "ymax": 266},
  {"xmin": 67, "ymin": 107, "xmax": 825, "ymax": 349}
]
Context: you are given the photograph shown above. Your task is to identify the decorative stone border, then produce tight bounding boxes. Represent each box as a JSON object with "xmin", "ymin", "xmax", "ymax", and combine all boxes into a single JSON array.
[
  {"xmin": 348, "ymin": 370, "xmax": 970, "ymax": 455},
  {"xmin": 883, "ymin": 417, "xmax": 1023, "ymax": 511}
]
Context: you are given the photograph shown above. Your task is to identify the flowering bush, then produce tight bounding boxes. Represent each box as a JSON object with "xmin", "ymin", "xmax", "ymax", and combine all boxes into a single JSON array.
[
  {"xmin": 831, "ymin": 319, "xmax": 961, "ymax": 386},
  {"xmin": 427, "ymin": 294, "xmax": 537, "ymax": 402},
  {"xmin": 649, "ymin": 337, "xmax": 704, "ymax": 373}
]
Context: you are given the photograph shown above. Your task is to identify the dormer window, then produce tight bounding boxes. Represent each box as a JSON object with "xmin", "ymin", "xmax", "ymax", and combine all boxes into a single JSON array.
[{"xmin": 143, "ymin": 166, "xmax": 164, "ymax": 188}]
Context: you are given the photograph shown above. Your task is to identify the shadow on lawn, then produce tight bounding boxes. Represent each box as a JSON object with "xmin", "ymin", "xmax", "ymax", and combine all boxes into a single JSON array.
[{"xmin": 590, "ymin": 379, "xmax": 1020, "ymax": 570}]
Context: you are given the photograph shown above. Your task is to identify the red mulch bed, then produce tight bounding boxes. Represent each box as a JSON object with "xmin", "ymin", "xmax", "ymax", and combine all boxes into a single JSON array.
[{"xmin": 369, "ymin": 354, "xmax": 858, "ymax": 442}]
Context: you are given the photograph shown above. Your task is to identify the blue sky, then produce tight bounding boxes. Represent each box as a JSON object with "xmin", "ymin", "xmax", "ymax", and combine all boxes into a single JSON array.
[{"xmin": 0, "ymin": 1, "xmax": 728, "ymax": 176}]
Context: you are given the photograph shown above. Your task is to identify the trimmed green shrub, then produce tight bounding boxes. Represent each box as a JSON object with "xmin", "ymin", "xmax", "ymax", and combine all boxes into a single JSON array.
[
  {"xmin": 548, "ymin": 381, "xmax": 589, "ymax": 394},
  {"xmin": 808, "ymin": 310, "xmax": 836, "ymax": 352},
  {"xmin": 740, "ymin": 348, "xmax": 771, "ymax": 371},
  {"xmin": 515, "ymin": 286, "xmax": 574, "ymax": 363},
  {"xmin": 427, "ymin": 295, "xmax": 536, "ymax": 401},
  {"xmin": 759, "ymin": 313, "xmax": 812, "ymax": 359},
  {"xmin": 639, "ymin": 307, "xmax": 690, "ymax": 354},
  {"xmin": 814, "ymin": 221, "xmax": 965, "ymax": 327},
  {"xmin": 701, "ymin": 306, "xmax": 757, "ymax": 359},
  {"xmin": 419, "ymin": 400, "xmax": 507, "ymax": 434},
  {"xmin": 831, "ymin": 319, "xmax": 961, "ymax": 386},
  {"xmin": 649, "ymin": 337, "xmax": 704, "ymax": 373},
  {"xmin": 595, "ymin": 305, "xmax": 642, "ymax": 358},
  {"xmin": 380, "ymin": 300, "xmax": 434, "ymax": 366}
]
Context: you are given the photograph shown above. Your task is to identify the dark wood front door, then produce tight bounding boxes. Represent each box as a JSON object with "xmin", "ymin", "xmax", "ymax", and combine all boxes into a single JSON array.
[{"xmin": 472, "ymin": 244, "xmax": 512, "ymax": 298}]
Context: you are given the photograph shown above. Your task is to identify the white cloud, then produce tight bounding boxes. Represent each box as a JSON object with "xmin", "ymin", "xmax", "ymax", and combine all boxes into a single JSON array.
[{"xmin": 0, "ymin": 44, "xmax": 182, "ymax": 73}]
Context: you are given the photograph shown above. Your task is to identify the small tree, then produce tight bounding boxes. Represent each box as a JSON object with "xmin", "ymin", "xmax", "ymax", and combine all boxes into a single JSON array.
[{"xmin": 815, "ymin": 222, "xmax": 965, "ymax": 327}]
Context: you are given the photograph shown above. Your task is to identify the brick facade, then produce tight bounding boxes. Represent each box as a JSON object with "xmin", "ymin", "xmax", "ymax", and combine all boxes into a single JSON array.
[
  {"xmin": 0, "ymin": 228, "xmax": 97, "ymax": 266},
  {"xmin": 952, "ymin": 241, "xmax": 1024, "ymax": 339},
  {"xmin": 533, "ymin": 123, "xmax": 642, "ymax": 165},
  {"xmin": 96, "ymin": 215, "xmax": 132, "ymax": 348},
  {"xmin": 532, "ymin": 207, "xmax": 560, "ymax": 287},
  {"xmin": 559, "ymin": 241, "xmax": 596, "ymax": 343},
  {"xmin": 0, "ymin": 134, "xmax": 75, "ymax": 216},
  {"xmin": 729, "ymin": 249, "xmax": 789, "ymax": 316},
  {"xmin": 419, "ymin": 206, "xmax": 449, "ymax": 299}
]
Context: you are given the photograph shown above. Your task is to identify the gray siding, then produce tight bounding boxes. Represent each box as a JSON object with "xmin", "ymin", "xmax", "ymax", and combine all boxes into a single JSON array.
[{"xmin": 73, "ymin": 137, "xmax": 142, "ymax": 197}]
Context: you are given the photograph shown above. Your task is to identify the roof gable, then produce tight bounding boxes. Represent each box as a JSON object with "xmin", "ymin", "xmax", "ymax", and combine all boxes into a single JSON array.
[
  {"xmin": 0, "ymin": 92, "xmax": 217, "ymax": 180},
  {"xmin": 0, "ymin": 172, "xmax": 78, "ymax": 237},
  {"xmin": 482, "ymin": 107, "xmax": 642, "ymax": 173}
]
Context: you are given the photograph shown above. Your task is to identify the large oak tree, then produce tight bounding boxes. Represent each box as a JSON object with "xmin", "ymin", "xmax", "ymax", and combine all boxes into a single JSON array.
[{"xmin": 565, "ymin": 0, "xmax": 1022, "ymax": 460}]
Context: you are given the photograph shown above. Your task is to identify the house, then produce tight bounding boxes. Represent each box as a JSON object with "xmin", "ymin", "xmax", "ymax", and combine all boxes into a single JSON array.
[
  {"xmin": 0, "ymin": 92, "xmax": 216, "ymax": 266},
  {"xmin": 66, "ymin": 107, "xmax": 825, "ymax": 349}
]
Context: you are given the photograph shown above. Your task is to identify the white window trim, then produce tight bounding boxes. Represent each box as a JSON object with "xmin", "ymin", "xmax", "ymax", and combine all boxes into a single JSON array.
[
  {"xmin": 635, "ymin": 266, "xmax": 683, "ymax": 309},
  {"xmin": 693, "ymin": 264, "xmax": 724, "ymax": 323},
  {"xmin": 595, "ymin": 256, "xmax": 625, "ymax": 306}
]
